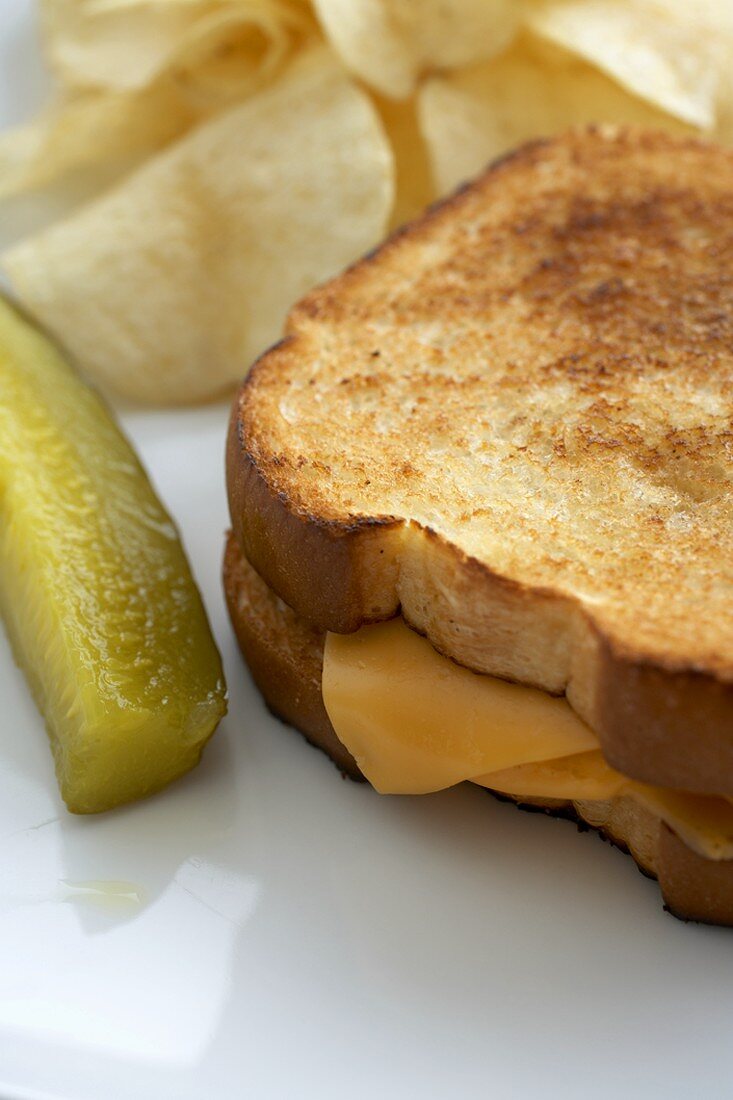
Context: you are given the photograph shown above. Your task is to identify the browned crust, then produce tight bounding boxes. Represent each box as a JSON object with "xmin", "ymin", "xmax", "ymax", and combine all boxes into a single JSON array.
[
  {"xmin": 226, "ymin": 379, "xmax": 402, "ymax": 634},
  {"xmin": 222, "ymin": 530, "xmax": 361, "ymax": 777},
  {"xmin": 223, "ymin": 532, "xmax": 733, "ymax": 926},
  {"xmin": 659, "ymin": 825, "xmax": 733, "ymax": 925},
  {"xmin": 595, "ymin": 649, "xmax": 733, "ymax": 792},
  {"xmin": 226, "ymin": 126, "xmax": 733, "ymax": 796}
]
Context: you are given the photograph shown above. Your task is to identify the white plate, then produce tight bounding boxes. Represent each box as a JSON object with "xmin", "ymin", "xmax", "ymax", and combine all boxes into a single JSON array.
[{"xmin": 1, "ymin": 6, "xmax": 733, "ymax": 1098}]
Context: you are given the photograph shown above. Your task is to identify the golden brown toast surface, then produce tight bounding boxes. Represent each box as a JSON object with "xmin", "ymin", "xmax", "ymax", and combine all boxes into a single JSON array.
[{"xmin": 228, "ymin": 127, "xmax": 733, "ymax": 794}]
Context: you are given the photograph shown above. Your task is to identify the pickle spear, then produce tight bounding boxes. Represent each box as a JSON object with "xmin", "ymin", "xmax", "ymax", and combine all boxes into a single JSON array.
[{"xmin": 0, "ymin": 297, "xmax": 226, "ymax": 813}]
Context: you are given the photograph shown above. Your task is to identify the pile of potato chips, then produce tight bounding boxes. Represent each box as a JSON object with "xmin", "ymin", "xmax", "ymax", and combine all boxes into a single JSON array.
[{"xmin": 2, "ymin": 0, "xmax": 733, "ymax": 403}]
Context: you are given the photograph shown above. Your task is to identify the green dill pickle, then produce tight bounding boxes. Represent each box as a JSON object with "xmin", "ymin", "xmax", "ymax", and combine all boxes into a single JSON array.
[{"xmin": 0, "ymin": 297, "xmax": 226, "ymax": 812}]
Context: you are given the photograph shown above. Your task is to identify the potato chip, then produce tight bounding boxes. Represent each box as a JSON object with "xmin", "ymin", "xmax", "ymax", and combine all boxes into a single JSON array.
[
  {"xmin": 0, "ymin": 80, "xmax": 194, "ymax": 201},
  {"xmin": 714, "ymin": 64, "xmax": 733, "ymax": 146},
  {"xmin": 40, "ymin": 0, "xmax": 308, "ymax": 96},
  {"xmin": 2, "ymin": 1, "xmax": 313, "ymax": 203},
  {"xmin": 418, "ymin": 36, "xmax": 693, "ymax": 197},
  {"xmin": 312, "ymin": 0, "xmax": 520, "ymax": 99},
  {"xmin": 525, "ymin": 0, "xmax": 724, "ymax": 130},
  {"xmin": 165, "ymin": 1, "xmax": 313, "ymax": 110},
  {"xmin": 373, "ymin": 93, "xmax": 434, "ymax": 229},
  {"xmin": 2, "ymin": 46, "xmax": 394, "ymax": 405},
  {"xmin": 40, "ymin": 0, "xmax": 205, "ymax": 89}
]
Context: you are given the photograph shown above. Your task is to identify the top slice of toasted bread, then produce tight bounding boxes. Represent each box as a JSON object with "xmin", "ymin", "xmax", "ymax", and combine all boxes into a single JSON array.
[{"xmin": 228, "ymin": 127, "xmax": 733, "ymax": 796}]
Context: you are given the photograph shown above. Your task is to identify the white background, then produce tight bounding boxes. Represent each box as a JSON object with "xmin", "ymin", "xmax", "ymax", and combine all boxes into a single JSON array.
[{"xmin": 1, "ymin": 4, "xmax": 733, "ymax": 1097}]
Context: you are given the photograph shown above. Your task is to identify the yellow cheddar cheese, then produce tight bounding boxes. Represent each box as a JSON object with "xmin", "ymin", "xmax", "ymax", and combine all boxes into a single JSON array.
[
  {"xmin": 631, "ymin": 787, "xmax": 733, "ymax": 861},
  {"xmin": 474, "ymin": 750, "xmax": 625, "ymax": 801},
  {"xmin": 323, "ymin": 618, "xmax": 598, "ymax": 794},
  {"xmin": 322, "ymin": 617, "xmax": 733, "ymax": 861}
]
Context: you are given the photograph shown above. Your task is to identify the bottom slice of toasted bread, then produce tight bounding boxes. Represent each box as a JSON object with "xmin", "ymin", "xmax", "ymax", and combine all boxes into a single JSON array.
[{"xmin": 223, "ymin": 531, "xmax": 733, "ymax": 926}]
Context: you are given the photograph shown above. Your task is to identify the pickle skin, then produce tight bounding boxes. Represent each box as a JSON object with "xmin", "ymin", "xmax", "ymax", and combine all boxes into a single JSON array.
[{"xmin": 0, "ymin": 296, "xmax": 227, "ymax": 813}]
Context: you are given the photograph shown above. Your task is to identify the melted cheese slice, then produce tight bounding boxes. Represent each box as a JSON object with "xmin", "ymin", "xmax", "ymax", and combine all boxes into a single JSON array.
[
  {"xmin": 631, "ymin": 787, "xmax": 733, "ymax": 861},
  {"xmin": 323, "ymin": 619, "xmax": 598, "ymax": 794},
  {"xmin": 474, "ymin": 751, "xmax": 625, "ymax": 801},
  {"xmin": 322, "ymin": 618, "xmax": 733, "ymax": 860}
]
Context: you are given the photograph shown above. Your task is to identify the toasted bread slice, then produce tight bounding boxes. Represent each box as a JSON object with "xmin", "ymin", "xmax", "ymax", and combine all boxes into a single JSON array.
[
  {"xmin": 223, "ymin": 532, "xmax": 733, "ymax": 925},
  {"xmin": 228, "ymin": 127, "xmax": 733, "ymax": 796}
]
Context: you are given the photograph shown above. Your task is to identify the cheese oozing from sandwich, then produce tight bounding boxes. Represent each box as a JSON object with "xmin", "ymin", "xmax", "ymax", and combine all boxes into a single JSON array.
[{"xmin": 322, "ymin": 618, "xmax": 733, "ymax": 861}]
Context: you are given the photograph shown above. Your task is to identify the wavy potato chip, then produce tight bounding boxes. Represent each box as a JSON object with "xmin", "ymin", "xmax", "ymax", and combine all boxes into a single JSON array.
[
  {"xmin": 714, "ymin": 61, "xmax": 733, "ymax": 146},
  {"xmin": 2, "ymin": 46, "xmax": 394, "ymax": 404},
  {"xmin": 0, "ymin": 80, "xmax": 195, "ymax": 201},
  {"xmin": 526, "ymin": 0, "xmax": 725, "ymax": 130},
  {"xmin": 40, "ymin": 0, "xmax": 205, "ymax": 89},
  {"xmin": 312, "ymin": 0, "xmax": 519, "ymax": 98},
  {"xmin": 3, "ymin": 0, "xmax": 311, "ymax": 203},
  {"xmin": 165, "ymin": 1, "xmax": 313, "ymax": 109},
  {"xmin": 373, "ymin": 93, "xmax": 434, "ymax": 229},
  {"xmin": 418, "ymin": 37, "xmax": 692, "ymax": 196},
  {"xmin": 41, "ymin": 0, "xmax": 307, "ymax": 95}
]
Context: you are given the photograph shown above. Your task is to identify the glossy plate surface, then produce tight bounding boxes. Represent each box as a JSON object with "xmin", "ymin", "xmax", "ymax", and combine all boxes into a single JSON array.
[{"xmin": 1, "ymin": 6, "xmax": 732, "ymax": 1097}]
